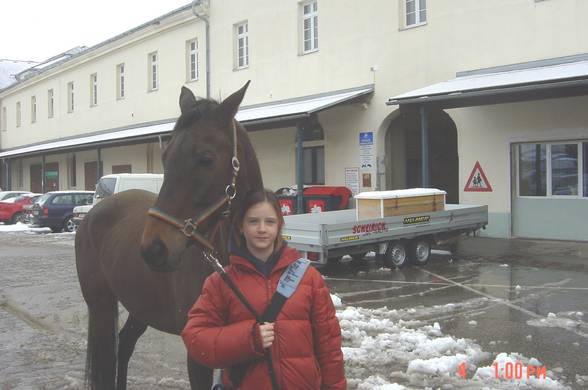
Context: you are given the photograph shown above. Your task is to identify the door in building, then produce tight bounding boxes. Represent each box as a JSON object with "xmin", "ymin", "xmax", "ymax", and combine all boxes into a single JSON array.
[
  {"xmin": 385, "ymin": 109, "xmax": 459, "ymax": 203},
  {"xmin": 84, "ymin": 161, "xmax": 103, "ymax": 191},
  {"xmin": 112, "ymin": 164, "xmax": 132, "ymax": 174},
  {"xmin": 44, "ymin": 162, "xmax": 59, "ymax": 191},
  {"xmin": 30, "ymin": 164, "xmax": 42, "ymax": 193}
]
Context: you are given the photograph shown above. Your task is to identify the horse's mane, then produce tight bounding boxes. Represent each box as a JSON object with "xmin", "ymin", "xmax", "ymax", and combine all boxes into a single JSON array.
[{"xmin": 173, "ymin": 98, "xmax": 220, "ymax": 133}]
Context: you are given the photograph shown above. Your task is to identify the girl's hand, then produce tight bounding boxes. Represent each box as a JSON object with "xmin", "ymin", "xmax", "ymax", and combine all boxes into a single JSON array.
[{"xmin": 259, "ymin": 322, "xmax": 275, "ymax": 349}]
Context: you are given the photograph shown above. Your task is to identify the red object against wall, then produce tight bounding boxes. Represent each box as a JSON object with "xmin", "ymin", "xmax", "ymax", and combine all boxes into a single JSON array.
[
  {"xmin": 303, "ymin": 186, "xmax": 352, "ymax": 209},
  {"xmin": 279, "ymin": 198, "xmax": 296, "ymax": 216}
]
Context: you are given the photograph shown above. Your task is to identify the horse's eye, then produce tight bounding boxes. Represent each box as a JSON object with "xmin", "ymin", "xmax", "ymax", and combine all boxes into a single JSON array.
[{"xmin": 197, "ymin": 155, "xmax": 215, "ymax": 167}]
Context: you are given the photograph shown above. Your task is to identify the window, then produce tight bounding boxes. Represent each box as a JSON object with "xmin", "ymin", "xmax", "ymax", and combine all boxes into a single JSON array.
[
  {"xmin": 116, "ymin": 63, "xmax": 125, "ymax": 99},
  {"xmin": 301, "ymin": 1, "xmax": 318, "ymax": 53},
  {"xmin": 48, "ymin": 89, "xmax": 54, "ymax": 118},
  {"xmin": 1, "ymin": 106, "xmax": 6, "ymax": 131},
  {"xmin": 551, "ymin": 143, "xmax": 578, "ymax": 196},
  {"xmin": 406, "ymin": 0, "xmax": 426, "ymax": 26},
  {"xmin": 302, "ymin": 146, "xmax": 325, "ymax": 185},
  {"xmin": 16, "ymin": 102, "xmax": 21, "ymax": 127},
  {"xmin": 186, "ymin": 39, "xmax": 198, "ymax": 81},
  {"xmin": 518, "ymin": 141, "xmax": 587, "ymax": 197},
  {"xmin": 90, "ymin": 73, "xmax": 98, "ymax": 106},
  {"xmin": 234, "ymin": 22, "xmax": 249, "ymax": 69},
  {"xmin": 148, "ymin": 52, "xmax": 158, "ymax": 91},
  {"xmin": 112, "ymin": 164, "xmax": 132, "ymax": 174},
  {"xmin": 519, "ymin": 144, "xmax": 546, "ymax": 196},
  {"xmin": 31, "ymin": 96, "xmax": 36, "ymax": 123},
  {"xmin": 67, "ymin": 82, "xmax": 75, "ymax": 112},
  {"xmin": 52, "ymin": 195, "xmax": 73, "ymax": 205},
  {"xmin": 584, "ymin": 142, "xmax": 588, "ymax": 197}
]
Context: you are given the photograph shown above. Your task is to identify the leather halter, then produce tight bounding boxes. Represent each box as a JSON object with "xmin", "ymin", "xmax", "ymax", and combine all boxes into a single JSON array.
[{"xmin": 147, "ymin": 120, "xmax": 240, "ymax": 252}]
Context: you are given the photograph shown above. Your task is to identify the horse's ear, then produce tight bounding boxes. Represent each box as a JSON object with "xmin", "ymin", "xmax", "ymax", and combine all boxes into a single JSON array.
[
  {"xmin": 179, "ymin": 86, "xmax": 197, "ymax": 115},
  {"xmin": 216, "ymin": 81, "xmax": 250, "ymax": 121}
]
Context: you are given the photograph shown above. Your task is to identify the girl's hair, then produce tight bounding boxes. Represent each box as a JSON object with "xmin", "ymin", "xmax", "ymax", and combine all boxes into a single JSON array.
[{"xmin": 232, "ymin": 189, "xmax": 285, "ymax": 250}]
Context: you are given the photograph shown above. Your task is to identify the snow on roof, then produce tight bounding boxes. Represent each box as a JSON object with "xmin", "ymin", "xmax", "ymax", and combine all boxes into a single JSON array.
[
  {"xmin": 388, "ymin": 58, "xmax": 588, "ymax": 103},
  {"xmin": 355, "ymin": 188, "xmax": 447, "ymax": 199},
  {"xmin": 0, "ymin": 121, "xmax": 175, "ymax": 158},
  {"xmin": 235, "ymin": 85, "xmax": 374, "ymax": 123},
  {"xmin": 0, "ymin": 59, "xmax": 38, "ymax": 89}
]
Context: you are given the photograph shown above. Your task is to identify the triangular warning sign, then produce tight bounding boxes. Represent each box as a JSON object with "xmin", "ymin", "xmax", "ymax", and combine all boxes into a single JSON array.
[{"xmin": 464, "ymin": 161, "xmax": 493, "ymax": 192}]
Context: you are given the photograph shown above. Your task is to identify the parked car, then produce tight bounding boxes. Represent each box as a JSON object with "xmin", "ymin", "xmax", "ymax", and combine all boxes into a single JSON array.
[
  {"xmin": 0, "ymin": 193, "xmax": 42, "ymax": 224},
  {"xmin": 0, "ymin": 191, "xmax": 32, "ymax": 202},
  {"xmin": 73, "ymin": 173, "xmax": 164, "ymax": 227},
  {"xmin": 30, "ymin": 191, "xmax": 94, "ymax": 232}
]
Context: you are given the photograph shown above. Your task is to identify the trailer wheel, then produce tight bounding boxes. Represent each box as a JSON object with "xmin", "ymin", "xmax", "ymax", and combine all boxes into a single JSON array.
[
  {"xmin": 410, "ymin": 239, "xmax": 431, "ymax": 266},
  {"xmin": 384, "ymin": 242, "xmax": 408, "ymax": 268}
]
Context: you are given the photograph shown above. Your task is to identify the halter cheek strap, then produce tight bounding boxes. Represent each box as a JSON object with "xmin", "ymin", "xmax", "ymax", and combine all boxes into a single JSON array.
[{"xmin": 147, "ymin": 120, "xmax": 240, "ymax": 252}]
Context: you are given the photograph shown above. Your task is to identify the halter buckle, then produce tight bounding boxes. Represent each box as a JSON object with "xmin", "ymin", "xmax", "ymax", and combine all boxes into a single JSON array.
[
  {"xmin": 181, "ymin": 218, "xmax": 197, "ymax": 237},
  {"xmin": 232, "ymin": 156, "xmax": 241, "ymax": 173},
  {"xmin": 225, "ymin": 184, "xmax": 237, "ymax": 200}
]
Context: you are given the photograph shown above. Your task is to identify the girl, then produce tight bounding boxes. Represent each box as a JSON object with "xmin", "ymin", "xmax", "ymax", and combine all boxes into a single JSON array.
[{"xmin": 181, "ymin": 189, "xmax": 346, "ymax": 389}]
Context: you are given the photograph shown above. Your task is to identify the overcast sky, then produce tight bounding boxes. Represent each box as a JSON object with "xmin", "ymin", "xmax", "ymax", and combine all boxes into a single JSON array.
[{"xmin": 1, "ymin": 1, "xmax": 191, "ymax": 62}]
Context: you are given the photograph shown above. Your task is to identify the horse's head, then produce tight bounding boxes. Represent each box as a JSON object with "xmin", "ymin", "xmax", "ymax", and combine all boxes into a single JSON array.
[{"xmin": 140, "ymin": 82, "xmax": 262, "ymax": 271}]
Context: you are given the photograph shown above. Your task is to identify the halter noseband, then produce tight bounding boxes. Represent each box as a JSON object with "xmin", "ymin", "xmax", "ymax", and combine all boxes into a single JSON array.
[{"xmin": 147, "ymin": 120, "xmax": 240, "ymax": 252}]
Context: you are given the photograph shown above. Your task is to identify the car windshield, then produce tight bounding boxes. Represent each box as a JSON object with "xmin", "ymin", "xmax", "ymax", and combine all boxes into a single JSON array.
[
  {"xmin": 96, "ymin": 178, "xmax": 116, "ymax": 199},
  {"xmin": 2, "ymin": 197, "xmax": 19, "ymax": 203}
]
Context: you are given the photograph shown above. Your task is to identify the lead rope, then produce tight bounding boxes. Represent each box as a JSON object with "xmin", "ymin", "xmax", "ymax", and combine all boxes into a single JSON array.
[{"xmin": 202, "ymin": 252, "xmax": 280, "ymax": 390}]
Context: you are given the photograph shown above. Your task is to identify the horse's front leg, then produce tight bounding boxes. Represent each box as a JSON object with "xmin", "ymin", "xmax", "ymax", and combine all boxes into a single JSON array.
[
  {"xmin": 187, "ymin": 355, "xmax": 212, "ymax": 390},
  {"xmin": 116, "ymin": 315, "xmax": 147, "ymax": 390}
]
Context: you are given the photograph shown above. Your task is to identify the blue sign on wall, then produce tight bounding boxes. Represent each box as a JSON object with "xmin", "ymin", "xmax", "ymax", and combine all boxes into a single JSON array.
[{"xmin": 359, "ymin": 132, "xmax": 373, "ymax": 145}]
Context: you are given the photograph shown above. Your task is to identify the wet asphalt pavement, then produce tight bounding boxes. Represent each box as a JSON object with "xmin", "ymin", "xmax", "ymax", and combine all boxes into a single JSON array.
[
  {"xmin": 323, "ymin": 236, "xmax": 588, "ymax": 387},
  {"xmin": 0, "ymin": 232, "xmax": 587, "ymax": 389}
]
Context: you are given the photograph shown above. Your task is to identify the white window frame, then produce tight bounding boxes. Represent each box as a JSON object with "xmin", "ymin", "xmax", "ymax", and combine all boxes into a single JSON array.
[
  {"xmin": 116, "ymin": 63, "xmax": 125, "ymax": 99},
  {"xmin": 31, "ymin": 96, "xmax": 37, "ymax": 123},
  {"xmin": 90, "ymin": 73, "xmax": 98, "ymax": 106},
  {"xmin": 517, "ymin": 141, "xmax": 587, "ymax": 199},
  {"xmin": 405, "ymin": 0, "xmax": 427, "ymax": 27},
  {"xmin": 148, "ymin": 52, "xmax": 158, "ymax": 91},
  {"xmin": 1, "ymin": 106, "xmax": 6, "ymax": 131},
  {"xmin": 186, "ymin": 39, "xmax": 199, "ymax": 81},
  {"xmin": 301, "ymin": 0, "xmax": 318, "ymax": 54},
  {"xmin": 67, "ymin": 82, "xmax": 75, "ymax": 113},
  {"xmin": 48, "ymin": 89, "xmax": 54, "ymax": 118},
  {"xmin": 16, "ymin": 102, "xmax": 21, "ymax": 127},
  {"xmin": 234, "ymin": 22, "xmax": 249, "ymax": 69}
]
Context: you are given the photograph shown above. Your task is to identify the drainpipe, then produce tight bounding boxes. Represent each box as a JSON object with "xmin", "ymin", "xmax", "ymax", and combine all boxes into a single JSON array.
[
  {"xmin": 97, "ymin": 148, "xmax": 102, "ymax": 185},
  {"xmin": 192, "ymin": 0, "xmax": 210, "ymax": 99},
  {"xmin": 419, "ymin": 106, "xmax": 430, "ymax": 187},
  {"xmin": 296, "ymin": 123, "xmax": 304, "ymax": 213},
  {"xmin": 42, "ymin": 155, "xmax": 46, "ymax": 193}
]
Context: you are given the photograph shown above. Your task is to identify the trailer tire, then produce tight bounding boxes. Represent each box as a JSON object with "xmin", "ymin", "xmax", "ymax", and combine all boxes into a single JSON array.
[
  {"xmin": 410, "ymin": 238, "xmax": 431, "ymax": 266},
  {"xmin": 384, "ymin": 242, "xmax": 408, "ymax": 268}
]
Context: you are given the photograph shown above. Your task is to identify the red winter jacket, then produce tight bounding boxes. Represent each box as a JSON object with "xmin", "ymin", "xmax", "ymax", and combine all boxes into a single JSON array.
[{"xmin": 181, "ymin": 246, "xmax": 346, "ymax": 390}]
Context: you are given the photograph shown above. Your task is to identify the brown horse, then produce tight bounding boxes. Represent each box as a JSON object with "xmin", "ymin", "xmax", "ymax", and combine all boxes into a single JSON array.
[{"xmin": 75, "ymin": 82, "xmax": 263, "ymax": 390}]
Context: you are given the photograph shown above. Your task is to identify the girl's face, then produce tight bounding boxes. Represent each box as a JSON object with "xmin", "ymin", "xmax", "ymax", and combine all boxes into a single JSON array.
[{"xmin": 241, "ymin": 201, "xmax": 279, "ymax": 255}]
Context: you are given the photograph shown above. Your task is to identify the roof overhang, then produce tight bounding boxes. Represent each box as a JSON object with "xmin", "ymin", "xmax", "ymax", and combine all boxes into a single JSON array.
[
  {"xmin": 0, "ymin": 84, "xmax": 374, "ymax": 159},
  {"xmin": 387, "ymin": 55, "xmax": 588, "ymax": 109}
]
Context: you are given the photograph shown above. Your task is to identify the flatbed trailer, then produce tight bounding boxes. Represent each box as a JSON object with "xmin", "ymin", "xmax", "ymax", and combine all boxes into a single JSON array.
[{"xmin": 282, "ymin": 204, "xmax": 488, "ymax": 266}]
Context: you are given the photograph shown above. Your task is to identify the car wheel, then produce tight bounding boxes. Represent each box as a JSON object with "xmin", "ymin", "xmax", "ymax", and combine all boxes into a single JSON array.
[
  {"xmin": 63, "ymin": 216, "xmax": 77, "ymax": 232},
  {"xmin": 11, "ymin": 212, "xmax": 26, "ymax": 224},
  {"xmin": 384, "ymin": 242, "xmax": 408, "ymax": 268},
  {"xmin": 410, "ymin": 239, "xmax": 431, "ymax": 266}
]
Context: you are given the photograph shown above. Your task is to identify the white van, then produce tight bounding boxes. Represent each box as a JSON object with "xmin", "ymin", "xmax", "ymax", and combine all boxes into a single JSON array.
[{"xmin": 73, "ymin": 173, "xmax": 164, "ymax": 227}]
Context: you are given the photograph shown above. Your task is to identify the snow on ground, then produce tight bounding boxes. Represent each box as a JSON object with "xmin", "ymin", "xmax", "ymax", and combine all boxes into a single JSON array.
[
  {"xmin": 527, "ymin": 310, "xmax": 586, "ymax": 330},
  {"xmin": 0, "ymin": 222, "xmax": 51, "ymax": 233},
  {"xmin": 331, "ymin": 294, "xmax": 572, "ymax": 389}
]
